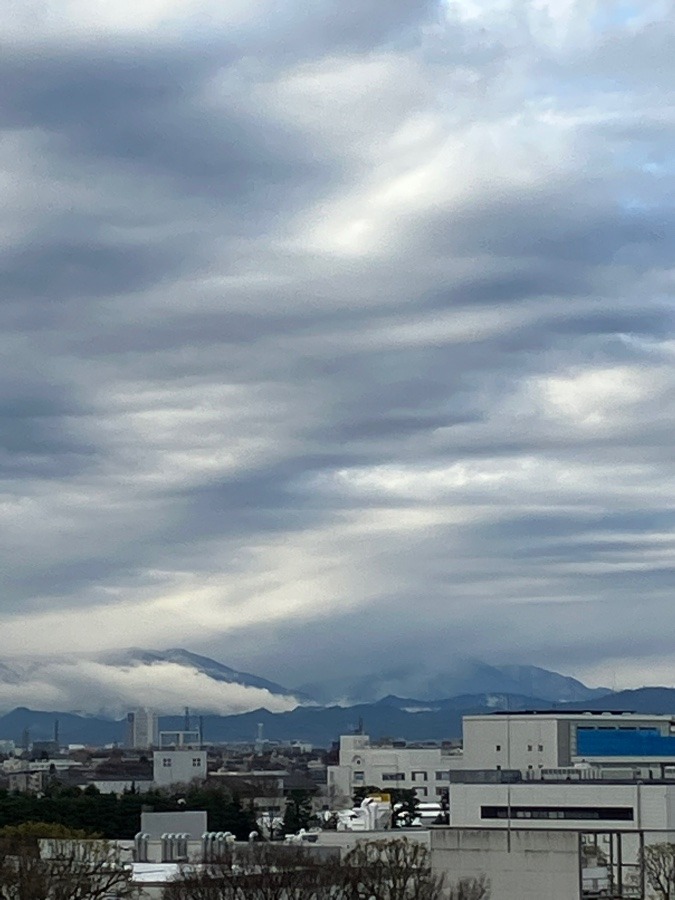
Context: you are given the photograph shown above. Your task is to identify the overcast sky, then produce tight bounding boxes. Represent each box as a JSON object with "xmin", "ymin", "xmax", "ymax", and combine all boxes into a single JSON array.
[{"xmin": 1, "ymin": 0, "xmax": 674, "ymax": 702}]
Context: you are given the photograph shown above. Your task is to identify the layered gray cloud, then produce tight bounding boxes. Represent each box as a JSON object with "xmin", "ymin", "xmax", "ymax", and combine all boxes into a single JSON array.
[{"xmin": 1, "ymin": 0, "xmax": 674, "ymax": 707}]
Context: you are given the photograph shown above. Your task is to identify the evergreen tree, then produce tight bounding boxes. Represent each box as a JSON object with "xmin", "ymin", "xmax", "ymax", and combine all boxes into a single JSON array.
[{"xmin": 282, "ymin": 789, "xmax": 313, "ymax": 835}]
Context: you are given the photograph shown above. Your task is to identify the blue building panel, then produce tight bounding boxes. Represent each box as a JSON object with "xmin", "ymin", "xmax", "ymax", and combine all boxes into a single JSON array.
[{"xmin": 577, "ymin": 729, "xmax": 675, "ymax": 758}]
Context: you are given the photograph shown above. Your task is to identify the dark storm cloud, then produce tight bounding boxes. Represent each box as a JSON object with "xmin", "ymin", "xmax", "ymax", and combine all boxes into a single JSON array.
[
  {"xmin": 0, "ymin": 41, "xmax": 337, "ymax": 206},
  {"xmin": 0, "ymin": 238, "xmax": 188, "ymax": 301},
  {"xmin": 0, "ymin": 392, "xmax": 95, "ymax": 478},
  {"xmin": 0, "ymin": 0, "xmax": 674, "ymax": 702}
]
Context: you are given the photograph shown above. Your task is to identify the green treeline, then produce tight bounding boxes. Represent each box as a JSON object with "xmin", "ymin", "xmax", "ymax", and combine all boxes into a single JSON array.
[{"xmin": 0, "ymin": 784, "xmax": 257, "ymax": 839}]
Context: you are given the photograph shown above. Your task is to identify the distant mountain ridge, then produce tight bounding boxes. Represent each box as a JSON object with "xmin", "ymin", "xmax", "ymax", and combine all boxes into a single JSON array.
[
  {"xmin": 7, "ymin": 687, "xmax": 675, "ymax": 748},
  {"xmin": 493, "ymin": 664, "xmax": 610, "ymax": 703},
  {"xmin": 1, "ymin": 648, "xmax": 673, "ymax": 747},
  {"xmin": 296, "ymin": 659, "xmax": 610, "ymax": 705},
  {"xmin": 0, "ymin": 647, "xmax": 609, "ymax": 721}
]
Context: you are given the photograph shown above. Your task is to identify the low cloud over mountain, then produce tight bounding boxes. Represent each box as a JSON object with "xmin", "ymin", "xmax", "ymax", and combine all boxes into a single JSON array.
[
  {"xmin": 0, "ymin": 648, "xmax": 610, "ymax": 716},
  {"xmin": 0, "ymin": 649, "xmax": 302, "ymax": 717}
]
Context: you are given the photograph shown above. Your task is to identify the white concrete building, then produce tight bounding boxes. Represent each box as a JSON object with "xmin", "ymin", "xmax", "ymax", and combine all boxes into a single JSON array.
[
  {"xmin": 153, "ymin": 750, "xmax": 206, "ymax": 788},
  {"xmin": 327, "ymin": 735, "xmax": 461, "ymax": 803},
  {"xmin": 448, "ymin": 780, "xmax": 675, "ymax": 832},
  {"xmin": 461, "ymin": 710, "xmax": 675, "ymax": 774},
  {"xmin": 158, "ymin": 730, "xmax": 200, "ymax": 749},
  {"xmin": 92, "ymin": 779, "xmax": 154, "ymax": 795},
  {"xmin": 128, "ymin": 708, "xmax": 159, "ymax": 749},
  {"xmin": 330, "ymin": 712, "xmax": 675, "ymax": 797},
  {"xmin": 1, "ymin": 757, "xmax": 83, "ymax": 773}
]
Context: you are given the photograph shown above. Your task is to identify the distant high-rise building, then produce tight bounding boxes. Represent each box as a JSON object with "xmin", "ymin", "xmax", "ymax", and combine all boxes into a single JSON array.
[{"xmin": 127, "ymin": 708, "xmax": 159, "ymax": 749}]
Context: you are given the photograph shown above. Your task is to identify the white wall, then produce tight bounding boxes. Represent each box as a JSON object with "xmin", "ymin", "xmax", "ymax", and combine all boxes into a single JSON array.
[
  {"xmin": 140, "ymin": 811, "xmax": 207, "ymax": 840},
  {"xmin": 462, "ymin": 713, "xmax": 675, "ymax": 775},
  {"xmin": 430, "ymin": 827, "xmax": 581, "ymax": 900},
  {"xmin": 328, "ymin": 735, "xmax": 457, "ymax": 803},
  {"xmin": 449, "ymin": 782, "xmax": 674, "ymax": 831},
  {"xmin": 153, "ymin": 750, "xmax": 206, "ymax": 788},
  {"xmin": 462, "ymin": 716, "xmax": 561, "ymax": 771},
  {"xmin": 313, "ymin": 829, "xmax": 431, "ymax": 853},
  {"xmin": 92, "ymin": 779, "xmax": 154, "ymax": 795}
]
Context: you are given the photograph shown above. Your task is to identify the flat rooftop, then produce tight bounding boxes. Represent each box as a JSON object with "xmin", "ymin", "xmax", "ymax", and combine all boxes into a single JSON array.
[{"xmin": 487, "ymin": 710, "xmax": 638, "ymax": 716}]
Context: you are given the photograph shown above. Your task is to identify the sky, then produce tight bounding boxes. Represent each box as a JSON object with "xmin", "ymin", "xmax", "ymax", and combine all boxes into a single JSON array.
[{"xmin": 1, "ymin": 0, "xmax": 675, "ymax": 710}]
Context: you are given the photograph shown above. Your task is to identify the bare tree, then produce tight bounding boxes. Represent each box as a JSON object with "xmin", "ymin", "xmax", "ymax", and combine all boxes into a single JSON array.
[
  {"xmin": 165, "ymin": 844, "xmax": 340, "ymax": 900},
  {"xmin": 642, "ymin": 843, "xmax": 675, "ymax": 900},
  {"xmin": 341, "ymin": 838, "xmax": 445, "ymax": 900},
  {"xmin": 448, "ymin": 874, "xmax": 491, "ymax": 900},
  {"xmin": 0, "ymin": 828, "xmax": 136, "ymax": 900},
  {"xmin": 165, "ymin": 837, "xmax": 489, "ymax": 900}
]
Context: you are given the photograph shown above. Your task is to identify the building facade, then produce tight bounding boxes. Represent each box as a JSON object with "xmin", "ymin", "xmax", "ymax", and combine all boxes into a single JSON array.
[
  {"xmin": 127, "ymin": 708, "xmax": 159, "ymax": 750},
  {"xmin": 327, "ymin": 734, "xmax": 461, "ymax": 802},
  {"xmin": 447, "ymin": 779, "xmax": 675, "ymax": 832},
  {"xmin": 153, "ymin": 750, "xmax": 207, "ymax": 787},
  {"xmin": 461, "ymin": 711, "xmax": 675, "ymax": 774}
]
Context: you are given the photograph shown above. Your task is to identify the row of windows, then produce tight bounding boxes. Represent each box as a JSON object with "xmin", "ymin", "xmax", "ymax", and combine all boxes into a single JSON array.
[
  {"xmin": 355, "ymin": 771, "xmax": 448, "ymax": 782},
  {"xmin": 495, "ymin": 744, "xmax": 544, "ymax": 752},
  {"xmin": 161, "ymin": 757, "xmax": 204, "ymax": 768},
  {"xmin": 577, "ymin": 725, "xmax": 658, "ymax": 731},
  {"xmin": 481, "ymin": 806, "xmax": 634, "ymax": 821}
]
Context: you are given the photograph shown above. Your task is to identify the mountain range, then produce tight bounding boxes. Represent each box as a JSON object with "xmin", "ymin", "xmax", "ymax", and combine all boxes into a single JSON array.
[
  {"xmin": 0, "ymin": 648, "xmax": 608, "ymax": 717},
  {"xmin": 296, "ymin": 660, "xmax": 610, "ymax": 705},
  {"xmin": 0, "ymin": 647, "xmax": 673, "ymax": 747}
]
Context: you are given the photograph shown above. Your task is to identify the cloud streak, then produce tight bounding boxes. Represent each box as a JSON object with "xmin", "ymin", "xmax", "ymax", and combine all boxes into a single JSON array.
[{"xmin": 0, "ymin": 0, "xmax": 674, "ymax": 698}]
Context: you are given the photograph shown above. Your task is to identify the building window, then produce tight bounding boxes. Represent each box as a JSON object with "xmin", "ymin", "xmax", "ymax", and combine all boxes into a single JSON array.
[
  {"xmin": 481, "ymin": 806, "xmax": 634, "ymax": 821},
  {"xmin": 415, "ymin": 787, "xmax": 428, "ymax": 797},
  {"xmin": 538, "ymin": 745, "xmax": 543, "ymax": 752},
  {"xmin": 412, "ymin": 771, "xmax": 428, "ymax": 781},
  {"xmin": 435, "ymin": 771, "xmax": 450, "ymax": 781},
  {"xmin": 495, "ymin": 745, "xmax": 501, "ymax": 752},
  {"xmin": 382, "ymin": 773, "xmax": 406, "ymax": 782},
  {"xmin": 162, "ymin": 758, "xmax": 172, "ymax": 767},
  {"xmin": 192, "ymin": 758, "xmax": 202, "ymax": 767},
  {"xmin": 353, "ymin": 771, "xmax": 365, "ymax": 783},
  {"xmin": 527, "ymin": 745, "xmax": 533, "ymax": 752}
]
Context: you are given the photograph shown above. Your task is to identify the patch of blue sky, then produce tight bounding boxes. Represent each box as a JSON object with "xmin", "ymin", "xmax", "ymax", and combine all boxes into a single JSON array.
[{"xmin": 590, "ymin": 1, "xmax": 642, "ymax": 33}]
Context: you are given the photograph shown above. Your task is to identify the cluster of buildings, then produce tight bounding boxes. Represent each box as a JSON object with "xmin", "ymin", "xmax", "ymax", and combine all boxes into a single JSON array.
[
  {"xmin": 7, "ymin": 706, "xmax": 675, "ymax": 896},
  {"xmin": 327, "ymin": 709, "xmax": 675, "ymax": 898},
  {"xmin": 0, "ymin": 707, "xmax": 326, "ymax": 800}
]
